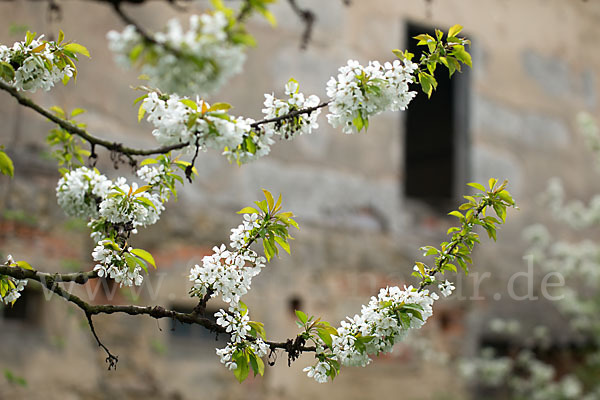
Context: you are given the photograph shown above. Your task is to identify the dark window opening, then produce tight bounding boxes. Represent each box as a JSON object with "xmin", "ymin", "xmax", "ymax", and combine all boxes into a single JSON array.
[
  {"xmin": 288, "ymin": 296, "xmax": 303, "ymax": 317},
  {"xmin": 404, "ymin": 22, "xmax": 470, "ymax": 208},
  {"xmin": 2, "ymin": 287, "xmax": 42, "ymax": 323}
]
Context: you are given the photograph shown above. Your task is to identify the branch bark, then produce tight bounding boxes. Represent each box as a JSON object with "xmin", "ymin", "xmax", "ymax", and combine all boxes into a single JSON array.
[
  {"xmin": 250, "ymin": 101, "xmax": 330, "ymax": 129},
  {"xmin": 0, "ymin": 265, "xmax": 317, "ymax": 367}
]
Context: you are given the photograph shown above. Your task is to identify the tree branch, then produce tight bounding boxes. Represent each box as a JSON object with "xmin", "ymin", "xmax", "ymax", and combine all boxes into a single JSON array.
[
  {"xmin": 0, "ymin": 264, "xmax": 317, "ymax": 366},
  {"xmin": 0, "ymin": 81, "xmax": 189, "ymax": 157},
  {"xmin": 286, "ymin": 0, "xmax": 316, "ymax": 50},
  {"xmin": 85, "ymin": 312, "xmax": 119, "ymax": 369},
  {"xmin": 250, "ymin": 101, "xmax": 330, "ymax": 129},
  {"xmin": 0, "ymin": 265, "xmax": 97, "ymax": 284},
  {"xmin": 110, "ymin": 1, "xmax": 187, "ymax": 59}
]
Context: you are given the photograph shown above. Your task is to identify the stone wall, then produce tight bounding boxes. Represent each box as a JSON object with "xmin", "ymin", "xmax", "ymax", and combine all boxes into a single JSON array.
[{"xmin": 1, "ymin": 0, "xmax": 599, "ymax": 399}]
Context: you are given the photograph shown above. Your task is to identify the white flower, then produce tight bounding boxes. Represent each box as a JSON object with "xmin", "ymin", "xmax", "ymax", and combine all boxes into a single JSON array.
[
  {"xmin": 56, "ymin": 167, "xmax": 112, "ymax": 219},
  {"xmin": 0, "ymin": 256, "xmax": 28, "ymax": 305},
  {"xmin": 261, "ymin": 79, "xmax": 321, "ymax": 140},
  {"xmin": 137, "ymin": 164, "xmax": 165, "ymax": 186},
  {"xmin": 189, "ymin": 213, "xmax": 267, "ymax": 306},
  {"xmin": 141, "ymin": 93, "xmax": 260, "ymax": 163},
  {"xmin": 92, "ymin": 241, "xmax": 144, "ymax": 287},
  {"xmin": 98, "ymin": 177, "xmax": 164, "ymax": 228},
  {"xmin": 320, "ymin": 284, "xmax": 437, "ymax": 375},
  {"xmin": 438, "ymin": 279, "xmax": 455, "ymax": 297},
  {"xmin": 107, "ymin": 12, "xmax": 246, "ymax": 96},
  {"xmin": 1, "ymin": 35, "xmax": 75, "ymax": 92},
  {"xmin": 214, "ymin": 305, "xmax": 269, "ymax": 372},
  {"xmin": 303, "ymin": 361, "xmax": 331, "ymax": 383},
  {"xmin": 326, "ymin": 59, "xmax": 417, "ymax": 134}
]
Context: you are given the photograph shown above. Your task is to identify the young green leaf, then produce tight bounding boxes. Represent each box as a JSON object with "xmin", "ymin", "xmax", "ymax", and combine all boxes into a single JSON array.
[{"xmin": 130, "ymin": 248, "xmax": 157, "ymax": 269}]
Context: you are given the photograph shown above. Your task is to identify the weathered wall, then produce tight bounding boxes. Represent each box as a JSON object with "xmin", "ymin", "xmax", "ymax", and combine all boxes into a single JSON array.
[{"xmin": 1, "ymin": 0, "xmax": 599, "ymax": 399}]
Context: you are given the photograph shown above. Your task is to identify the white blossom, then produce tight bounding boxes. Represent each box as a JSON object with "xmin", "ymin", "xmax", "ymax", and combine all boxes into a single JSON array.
[
  {"xmin": 107, "ymin": 12, "xmax": 246, "ymax": 96},
  {"xmin": 437, "ymin": 279, "xmax": 455, "ymax": 297},
  {"xmin": 214, "ymin": 305, "xmax": 269, "ymax": 371},
  {"xmin": 262, "ymin": 80, "xmax": 321, "ymax": 139},
  {"xmin": 98, "ymin": 177, "xmax": 164, "ymax": 228},
  {"xmin": 141, "ymin": 93, "xmax": 257, "ymax": 161},
  {"xmin": 0, "ymin": 35, "xmax": 75, "ymax": 92},
  {"xmin": 1, "ymin": 255, "xmax": 28, "ymax": 305},
  {"xmin": 136, "ymin": 164, "xmax": 165, "ymax": 186},
  {"xmin": 326, "ymin": 59, "xmax": 417, "ymax": 134},
  {"xmin": 303, "ymin": 362, "xmax": 331, "ymax": 383},
  {"xmin": 92, "ymin": 241, "xmax": 143, "ymax": 287},
  {"xmin": 56, "ymin": 167, "xmax": 112, "ymax": 219}
]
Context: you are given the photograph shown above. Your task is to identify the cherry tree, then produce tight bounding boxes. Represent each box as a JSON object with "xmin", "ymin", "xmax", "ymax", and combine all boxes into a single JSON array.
[{"xmin": 0, "ymin": 0, "xmax": 515, "ymax": 384}]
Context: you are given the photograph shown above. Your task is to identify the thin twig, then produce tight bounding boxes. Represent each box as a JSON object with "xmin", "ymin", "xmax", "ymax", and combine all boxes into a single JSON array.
[
  {"xmin": 286, "ymin": 0, "xmax": 316, "ymax": 50},
  {"xmin": 86, "ymin": 312, "xmax": 119, "ymax": 369},
  {"xmin": 250, "ymin": 101, "xmax": 330, "ymax": 129},
  {"xmin": 111, "ymin": 1, "xmax": 186, "ymax": 59},
  {"xmin": 235, "ymin": 0, "xmax": 253, "ymax": 22}
]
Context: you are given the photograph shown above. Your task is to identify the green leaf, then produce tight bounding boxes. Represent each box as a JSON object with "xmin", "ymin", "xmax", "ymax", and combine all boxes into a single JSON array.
[
  {"xmin": 448, "ymin": 210, "xmax": 464, "ymax": 219},
  {"xmin": 129, "ymin": 43, "xmax": 144, "ymax": 63},
  {"xmin": 25, "ymin": 31, "xmax": 36, "ymax": 46},
  {"xmin": 70, "ymin": 108, "xmax": 86, "ymax": 118},
  {"xmin": 50, "ymin": 105, "xmax": 65, "ymax": 119},
  {"xmin": 233, "ymin": 352, "xmax": 249, "ymax": 383},
  {"xmin": 249, "ymin": 353, "xmax": 259, "ymax": 377},
  {"xmin": 230, "ymin": 32, "xmax": 257, "ymax": 47},
  {"xmin": 58, "ymin": 30, "xmax": 65, "ymax": 44},
  {"xmin": 353, "ymin": 114, "xmax": 364, "ymax": 132},
  {"xmin": 451, "ymin": 45, "xmax": 472, "ymax": 67},
  {"xmin": 448, "ymin": 24, "xmax": 463, "ymax": 38},
  {"xmin": 124, "ymin": 253, "xmax": 139, "ymax": 273},
  {"xmin": 131, "ymin": 185, "xmax": 151, "ymax": 196},
  {"xmin": 498, "ymin": 190, "xmax": 515, "ymax": 205},
  {"xmin": 263, "ymin": 239, "xmax": 274, "ymax": 261},
  {"xmin": 138, "ymin": 104, "xmax": 146, "ymax": 122},
  {"xmin": 249, "ymin": 352, "xmax": 265, "ymax": 376},
  {"xmin": 467, "ymin": 182, "xmax": 486, "ymax": 192},
  {"xmin": 237, "ymin": 206, "xmax": 259, "ymax": 214},
  {"xmin": 493, "ymin": 203, "xmax": 506, "ymax": 223},
  {"xmin": 295, "ymin": 309, "xmax": 308, "ymax": 325},
  {"xmin": 444, "ymin": 263, "xmax": 457, "ymax": 273},
  {"xmin": 254, "ymin": 355, "xmax": 265, "ymax": 376},
  {"xmin": 140, "ymin": 158, "xmax": 157, "ymax": 166},
  {"xmin": 130, "ymin": 248, "xmax": 157, "ymax": 268},
  {"xmin": 179, "ymin": 99, "xmax": 198, "ymax": 111},
  {"xmin": 262, "ymin": 189, "xmax": 275, "ymax": 211},
  {"xmin": 248, "ymin": 321, "xmax": 267, "ymax": 340},
  {"xmin": 413, "ymin": 34, "xmax": 435, "ymax": 43},
  {"xmin": 317, "ymin": 328, "xmax": 333, "ymax": 348},
  {"xmin": 422, "ymin": 246, "xmax": 439, "ymax": 256},
  {"xmin": 414, "ymin": 262, "xmax": 426, "ymax": 276},
  {"xmin": 274, "ymin": 236, "xmax": 290, "ymax": 254},
  {"xmin": 16, "ymin": 260, "xmax": 33, "ymax": 270},
  {"xmin": 0, "ymin": 150, "xmax": 14, "ymax": 178},
  {"xmin": 255, "ymin": 200, "xmax": 268, "ymax": 213},
  {"xmin": 63, "ymin": 43, "xmax": 90, "ymax": 58},
  {"xmin": 207, "ymin": 102, "xmax": 231, "ymax": 112},
  {"xmin": 0, "ymin": 61, "xmax": 15, "ymax": 82},
  {"xmin": 259, "ymin": 8, "xmax": 277, "ymax": 27},
  {"xmin": 133, "ymin": 94, "xmax": 148, "ymax": 105}
]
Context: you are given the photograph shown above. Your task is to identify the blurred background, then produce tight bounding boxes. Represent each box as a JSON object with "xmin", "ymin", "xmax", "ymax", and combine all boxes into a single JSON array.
[{"xmin": 0, "ymin": 0, "xmax": 599, "ymax": 399}]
